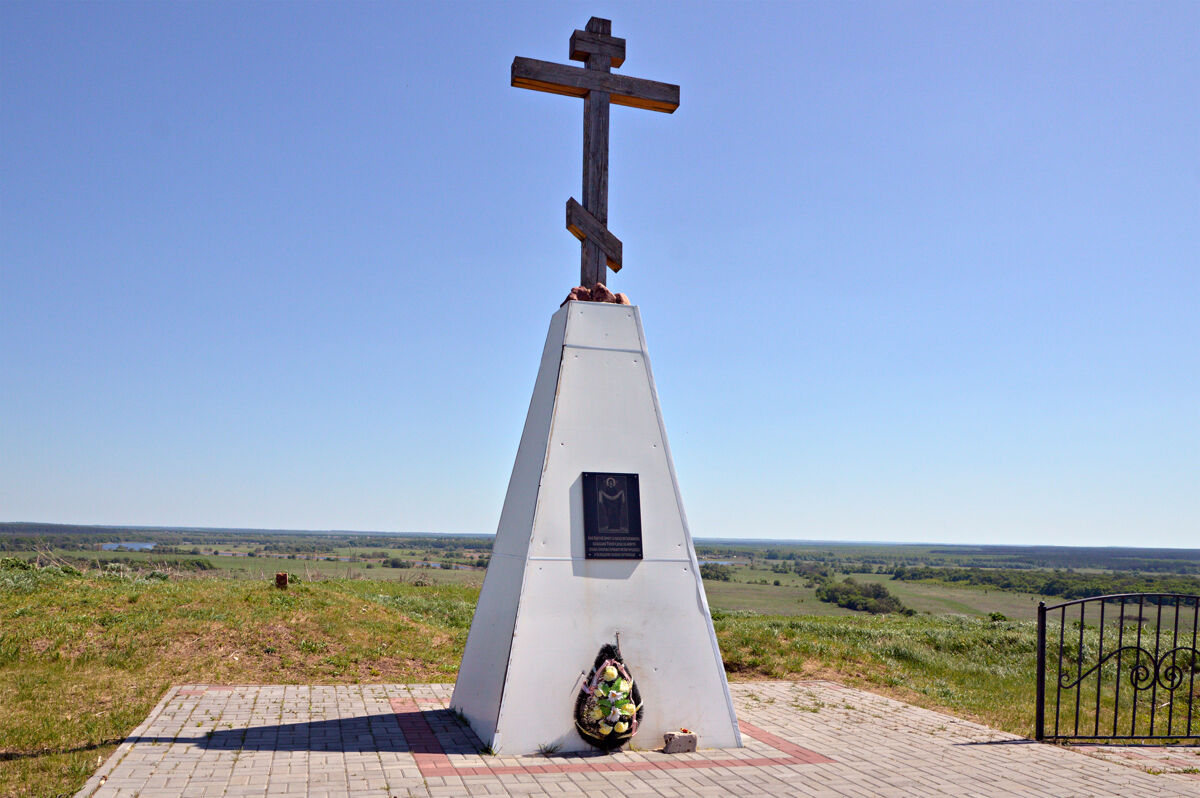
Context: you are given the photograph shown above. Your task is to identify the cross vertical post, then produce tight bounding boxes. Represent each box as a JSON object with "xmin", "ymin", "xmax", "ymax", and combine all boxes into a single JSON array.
[
  {"xmin": 580, "ymin": 18, "xmax": 611, "ymax": 289},
  {"xmin": 512, "ymin": 18, "xmax": 680, "ymax": 290}
]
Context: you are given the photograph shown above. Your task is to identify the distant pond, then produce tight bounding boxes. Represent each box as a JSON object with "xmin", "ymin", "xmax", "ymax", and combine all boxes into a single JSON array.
[{"xmin": 102, "ymin": 542, "xmax": 156, "ymax": 551}]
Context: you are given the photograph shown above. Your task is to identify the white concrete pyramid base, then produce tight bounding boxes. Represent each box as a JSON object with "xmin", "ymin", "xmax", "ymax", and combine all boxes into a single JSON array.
[{"xmin": 451, "ymin": 302, "xmax": 741, "ymax": 755}]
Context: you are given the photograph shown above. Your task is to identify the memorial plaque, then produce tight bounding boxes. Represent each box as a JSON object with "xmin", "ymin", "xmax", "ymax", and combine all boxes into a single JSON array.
[{"xmin": 581, "ymin": 472, "xmax": 642, "ymax": 559}]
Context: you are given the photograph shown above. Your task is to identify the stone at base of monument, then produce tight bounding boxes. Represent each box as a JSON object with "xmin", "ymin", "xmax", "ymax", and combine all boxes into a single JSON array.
[{"xmin": 663, "ymin": 730, "xmax": 698, "ymax": 753}]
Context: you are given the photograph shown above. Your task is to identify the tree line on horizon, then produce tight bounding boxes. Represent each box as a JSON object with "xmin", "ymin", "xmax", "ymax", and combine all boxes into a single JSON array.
[{"xmin": 891, "ymin": 565, "xmax": 1200, "ymax": 602}]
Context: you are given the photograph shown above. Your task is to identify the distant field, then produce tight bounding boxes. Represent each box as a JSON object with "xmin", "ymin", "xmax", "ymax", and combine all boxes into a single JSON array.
[
  {"xmin": 21, "ymin": 548, "xmax": 1052, "ymax": 619},
  {"xmin": 702, "ymin": 579, "xmax": 853, "ymax": 616},
  {"xmin": 701, "ymin": 568, "xmax": 1050, "ymax": 619},
  {"xmin": 695, "ymin": 540, "xmax": 1200, "ymax": 574},
  {"xmin": 6, "ymin": 548, "xmax": 487, "ymax": 587},
  {"xmin": 9, "ymin": 541, "xmax": 1174, "ymax": 623},
  {"xmin": 7, "ymin": 523, "xmax": 1200, "ymax": 576}
]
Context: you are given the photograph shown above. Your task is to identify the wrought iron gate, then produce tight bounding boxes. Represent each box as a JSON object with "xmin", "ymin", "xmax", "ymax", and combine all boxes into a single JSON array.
[{"xmin": 1037, "ymin": 593, "xmax": 1200, "ymax": 742}]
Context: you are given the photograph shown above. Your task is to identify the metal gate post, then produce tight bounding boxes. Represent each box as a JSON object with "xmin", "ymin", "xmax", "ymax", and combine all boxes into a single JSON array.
[{"xmin": 1036, "ymin": 601, "xmax": 1046, "ymax": 741}]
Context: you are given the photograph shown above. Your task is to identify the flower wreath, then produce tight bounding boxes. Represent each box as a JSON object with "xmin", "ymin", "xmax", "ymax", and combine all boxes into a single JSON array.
[{"xmin": 573, "ymin": 642, "xmax": 644, "ymax": 751}]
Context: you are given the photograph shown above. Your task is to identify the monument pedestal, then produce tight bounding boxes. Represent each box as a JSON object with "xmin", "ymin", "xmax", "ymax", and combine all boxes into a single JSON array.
[{"xmin": 452, "ymin": 301, "xmax": 741, "ymax": 754}]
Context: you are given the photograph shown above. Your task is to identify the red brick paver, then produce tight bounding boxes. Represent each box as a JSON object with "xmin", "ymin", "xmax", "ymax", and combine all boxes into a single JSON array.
[{"xmin": 390, "ymin": 697, "xmax": 831, "ymax": 780}]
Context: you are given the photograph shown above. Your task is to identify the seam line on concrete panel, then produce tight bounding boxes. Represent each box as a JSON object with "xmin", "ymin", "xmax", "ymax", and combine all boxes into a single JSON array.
[
  {"xmin": 562, "ymin": 343, "xmax": 645, "ymax": 354},
  {"xmin": 525, "ymin": 556, "xmax": 693, "ymax": 563}
]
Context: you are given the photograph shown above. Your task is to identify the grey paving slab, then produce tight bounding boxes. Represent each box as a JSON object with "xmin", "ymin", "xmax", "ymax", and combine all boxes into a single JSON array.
[{"xmin": 74, "ymin": 681, "xmax": 1200, "ymax": 797}]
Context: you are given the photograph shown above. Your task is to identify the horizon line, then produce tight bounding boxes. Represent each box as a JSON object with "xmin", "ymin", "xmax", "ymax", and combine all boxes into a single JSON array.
[{"xmin": 3, "ymin": 520, "xmax": 1198, "ymax": 554}]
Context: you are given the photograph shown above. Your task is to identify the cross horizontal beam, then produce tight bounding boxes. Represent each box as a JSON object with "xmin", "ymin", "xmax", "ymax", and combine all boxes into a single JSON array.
[
  {"xmin": 570, "ymin": 29, "xmax": 625, "ymax": 68},
  {"xmin": 511, "ymin": 57, "xmax": 680, "ymax": 113},
  {"xmin": 566, "ymin": 198, "xmax": 622, "ymax": 272}
]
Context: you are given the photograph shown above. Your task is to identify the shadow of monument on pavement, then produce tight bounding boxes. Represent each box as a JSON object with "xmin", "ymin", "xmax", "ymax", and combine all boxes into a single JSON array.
[{"xmin": 127, "ymin": 709, "xmax": 478, "ymax": 754}]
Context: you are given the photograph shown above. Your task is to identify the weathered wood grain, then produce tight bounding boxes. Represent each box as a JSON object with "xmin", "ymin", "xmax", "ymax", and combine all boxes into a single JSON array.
[
  {"xmin": 511, "ymin": 57, "xmax": 679, "ymax": 113},
  {"xmin": 512, "ymin": 17, "xmax": 678, "ymax": 288},
  {"xmin": 566, "ymin": 198, "xmax": 622, "ymax": 272},
  {"xmin": 570, "ymin": 29, "xmax": 626, "ymax": 67},
  {"xmin": 580, "ymin": 48, "xmax": 611, "ymax": 288},
  {"xmin": 585, "ymin": 17, "xmax": 611, "ymax": 35}
]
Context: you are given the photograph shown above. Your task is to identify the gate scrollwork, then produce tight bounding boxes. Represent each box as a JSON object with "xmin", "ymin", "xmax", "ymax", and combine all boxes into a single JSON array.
[
  {"xmin": 1057, "ymin": 645, "xmax": 1199, "ymax": 693},
  {"xmin": 1036, "ymin": 594, "xmax": 1199, "ymax": 742}
]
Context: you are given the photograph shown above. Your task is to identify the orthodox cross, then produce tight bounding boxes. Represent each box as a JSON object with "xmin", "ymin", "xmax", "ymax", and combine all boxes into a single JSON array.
[{"xmin": 512, "ymin": 17, "xmax": 680, "ymax": 289}]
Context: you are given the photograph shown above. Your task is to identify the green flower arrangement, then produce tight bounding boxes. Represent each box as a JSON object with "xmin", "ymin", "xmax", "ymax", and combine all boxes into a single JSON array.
[{"xmin": 574, "ymin": 642, "xmax": 643, "ymax": 751}]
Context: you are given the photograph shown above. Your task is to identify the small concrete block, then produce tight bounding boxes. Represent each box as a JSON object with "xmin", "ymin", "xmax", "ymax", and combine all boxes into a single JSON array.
[{"xmin": 662, "ymin": 732, "xmax": 697, "ymax": 754}]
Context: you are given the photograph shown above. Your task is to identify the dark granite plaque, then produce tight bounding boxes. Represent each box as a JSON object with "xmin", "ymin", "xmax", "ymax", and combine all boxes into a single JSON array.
[{"xmin": 582, "ymin": 472, "xmax": 643, "ymax": 560}]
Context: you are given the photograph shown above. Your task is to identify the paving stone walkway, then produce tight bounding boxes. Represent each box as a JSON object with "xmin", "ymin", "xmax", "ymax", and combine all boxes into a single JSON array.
[
  {"xmin": 1070, "ymin": 742, "xmax": 1200, "ymax": 778},
  {"xmin": 76, "ymin": 681, "xmax": 1200, "ymax": 797}
]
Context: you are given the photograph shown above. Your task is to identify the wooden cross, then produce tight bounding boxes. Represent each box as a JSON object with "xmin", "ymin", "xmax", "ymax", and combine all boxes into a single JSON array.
[{"xmin": 512, "ymin": 17, "xmax": 680, "ymax": 289}]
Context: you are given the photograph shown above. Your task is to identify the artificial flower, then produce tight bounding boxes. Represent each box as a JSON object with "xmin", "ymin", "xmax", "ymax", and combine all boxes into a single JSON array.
[{"xmin": 602, "ymin": 665, "xmax": 618, "ymax": 681}]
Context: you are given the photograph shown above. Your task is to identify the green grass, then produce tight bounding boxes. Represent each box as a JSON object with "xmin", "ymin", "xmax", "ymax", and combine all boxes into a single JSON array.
[
  {"xmin": 3, "ymin": 565, "xmax": 1192, "ymax": 797},
  {"xmin": 714, "ymin": 611, "xmax": 1039, "ymax": 732}
]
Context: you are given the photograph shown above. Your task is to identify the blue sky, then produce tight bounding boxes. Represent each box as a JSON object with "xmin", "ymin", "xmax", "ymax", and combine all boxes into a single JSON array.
[{"xmin": 2, "ymin": 1, "xmax": 1196, "ymax": 547}]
